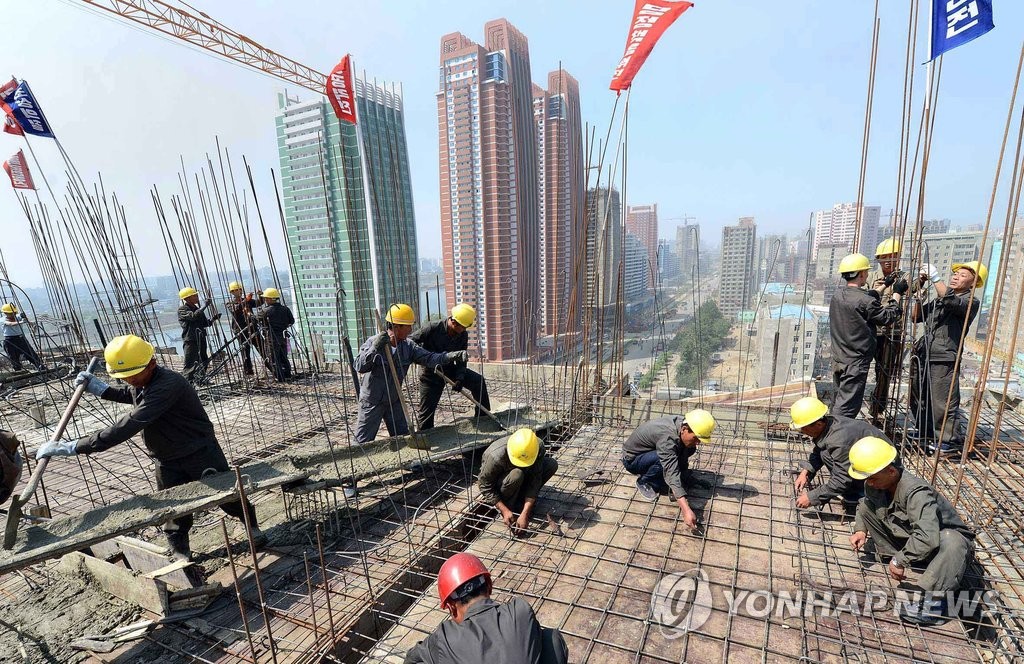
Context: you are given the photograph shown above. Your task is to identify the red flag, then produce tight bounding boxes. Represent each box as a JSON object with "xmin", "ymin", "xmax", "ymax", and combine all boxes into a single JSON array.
[
  {"xmin": 3, "ymin": 149, "xmax": 35, "ymax": 190},
  {"xmin": 326, "ymin": 55, "xmax": 357, "ymax": 124},
  {"xmin": 609, "ymin": 0, "xmax": 693, "ymax": 93},
  {"xmin": 1, "ymin": 102, "xmax": 23, "ymax": 136},
  {"xmin": 0, "ymin": 78, "xmax": 17, "ymax": 100}
]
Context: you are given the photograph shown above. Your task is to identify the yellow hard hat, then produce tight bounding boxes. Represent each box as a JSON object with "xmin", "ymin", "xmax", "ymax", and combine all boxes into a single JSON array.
[
  {"xmin": 875, "ymin": 237, "xmax": 901, "ymax": 257},
  {"xmin": 507, "ymin": 428, "xmax": 540, "ymax": 468},
  {"xmin": 451, "ymin": 303, "xmax": 476, "ymax": 328},
  {"xmin": 789, "ymin": 396, "xmax": 829, "ymax": 430},
  {"xmin": 178, "ymin": 286, "xmax": 198, "ymax": 300},
  {"xmin": 262, "ymin": 287, "xmax": 281, "ymax": 300},
  {"xmin": 1, "ymin": 303, "xmax": 16, "ymax": 314},
  {"xmin": 386, "ymin": 303, "xmax": 416, "ymax": 326},
  {"xmin": 951, "ymin": 261, "xmax": 988, "ymax": 289},
  {"xmin": 847, "ymin": 437, "xmax": 897, "ymax": 480},
  {"xmin": 838, "ymin": 253, "xmax": 871, "ymax": 275},
  {"xmin": 683, "ymin": 409, "xmax": 716, "ymax": 442},
  {"xmin": 105, "ymin": 334, "xmax": 155, "ymax": 379},
  {"xmin": 228, "ymin": 281, "xmax": 243, "ymax": 293}
]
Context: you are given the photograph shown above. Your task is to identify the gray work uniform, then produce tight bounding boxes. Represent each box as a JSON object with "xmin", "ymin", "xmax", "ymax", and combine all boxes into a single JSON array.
[
  {"xmin": 478, "ymin": 435, "xmax": 558, "ymax": 509},
  {"xmin": 255, "ymin": 302, "xmax": 295, "ymax": 380},
  {"xmin": 178, "ymin": 304, "xmax": 214, "ymax": 381},
  {"xmin": 353, "ymin": 333, "xmax": 450, "ymax": 444},
  {"xmin": 75, "ymin": 366, "xmax": 255, "ymax": 547},
  {"xmin": 829, "ymin": 284, "xmax": 901, "ymax": 418},
  {"xmin": 910, "ymin": 290, "xmax": 979, "ymax": 449},
  {"xmin": 621, "ymin": 416, "xmax": 698, "ymax": 499},
  {"xmin": 800, "ymin": 415, "xmax": 887, "ymax": 507},
  {"xmin": 3, "ymin": 316, "xmax": 44, "ymax": 370},
  {"xmin": 226, "ymin": 297, "xmax": 259, "ymax": 375},
  {"xmin": 410, "ymin": 319, "xmax": 490, "ymax": 430},
  {"xmin": 403, "ymin": 597, "xmax": 569, "ymax": 664},
  {"xmin": 866, "ymin": 268, "xmax": 907, "ymax": 421},
  {"xmin": 855, "ymin": 470, "xmax": 974, "ymax": 592}
]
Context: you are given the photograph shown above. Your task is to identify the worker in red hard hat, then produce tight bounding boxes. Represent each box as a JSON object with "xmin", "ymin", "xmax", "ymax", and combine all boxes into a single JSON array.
[{"xmin": 404, "ymin": 552, "xmax": 568, "ymax": 664}]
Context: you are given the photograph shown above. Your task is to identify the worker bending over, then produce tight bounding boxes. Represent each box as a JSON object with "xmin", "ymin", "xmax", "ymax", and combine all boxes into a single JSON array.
[
  {"xmin": 621, "ymin": 409, "xmax": 717, "ymax": 530},
  {"xmin": 789, "ymin": 396, "xmax": 889, "ymax": 513},
  {"xmin": 0, "ymin": 430, "xmax": 23, "ymax": 505},
  {"xmin": 478, "ymin": 428, "xmax": 557, "ymax": 537},
  {"xmin": 254, "ymin": 287, "xmax": 295, "ymax": 381},
  {"xmin": 404, "ymin": 552, "xmax": 568, "ymax": 664},
  {"xmin": 2, "ymin": 303, "xmax": 45, "ymax": 371},
  {"xmin": 411, "ymin": 303, "xmax": 490, "ymax": 430},
  {"xmin": 848, "ymin": 437, "xmax": 975, "ymax": 625},
  {"xmin": 226, "ymin": 281, "xmax": 259, "ymax": 376},
  {"xmin": 867, "ymin": 239, "xmax": 910, "ymax": 427},
  {"xmin": 36, "ymin": 335, "xmax": 261, "ymax": 560},
  {"xmin": 829, "ymin": 254, "xmax": 902, "ymax": 418},
  {"xmin": 353, "ymin": 304, "xmax": 465, "ymax": 444},
  {"xmin": 177, "ymin": 287, "xmax": 219, "ymax": 383}
]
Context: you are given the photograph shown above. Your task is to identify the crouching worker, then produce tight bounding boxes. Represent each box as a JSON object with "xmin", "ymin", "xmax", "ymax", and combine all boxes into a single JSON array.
[
  {"xmin": 404, "ymin": 552, "xmax": 568, "ymax": 664},
  {"xmin": 35, "ymin": 335, "xmax": 263, "ymax": 561},
  {"xmin": 478, "ymin": 428, "xmax": 557, "ymax": 537},
  {"xmin": 0, "ymin": 430, "xmax": 23, "ymax": 505},
  {"xmin": 848, "ymin": 437, "xmax": 975, "ymax": 625},
  {"xmin": 621, "ymin": 409, "xmax": 717, "ymax": 531}
]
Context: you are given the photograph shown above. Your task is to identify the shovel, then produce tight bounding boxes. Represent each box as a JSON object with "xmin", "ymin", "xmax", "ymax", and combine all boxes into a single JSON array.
[
  {"xmin": 4, "ymin": 356, "xmax": 100, "ymax": 549},
  {"xmin": 432, "ymin": 366, "xmax": 507, "ymax": 431}
]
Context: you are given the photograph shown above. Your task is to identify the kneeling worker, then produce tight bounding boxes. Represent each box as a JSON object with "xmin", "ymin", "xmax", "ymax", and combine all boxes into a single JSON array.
[
  {"xmin": 621, "ymin": 409, "xmax": 717, "ymax": 530},
  {"xmin": 478, "ymin": 428, "xmax": 557, "ymax": 537},
  {"xmin": 790, "ymin": 396, "xmax": 890, "ymax": 512},
  {"xmin": 35, "ymin": 335, "xmax": 262, "ymax": 560},
  {"xmin": 848, "ymin": 437, "xmax": 975, "ymax": 625},
  {"xmin": 411, "ymin": 303, "xmax": 491, "ymax": 430},
  {"xmin": 404, "ymin": 552, "xmax": 568, "ymax": 663}
]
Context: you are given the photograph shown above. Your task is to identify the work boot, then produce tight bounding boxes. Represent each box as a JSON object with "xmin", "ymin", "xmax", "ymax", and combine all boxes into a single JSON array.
[
  {"xmin": 165, "ymin": 531, "xmax": 191, "ymax": 562},
  {"xmin": 635, "ymin": 478, "xmax": 658, "ymax": 501},
  {"xmin": 899, "ymin": 595, "xmax": 949, "ymax": 626}
]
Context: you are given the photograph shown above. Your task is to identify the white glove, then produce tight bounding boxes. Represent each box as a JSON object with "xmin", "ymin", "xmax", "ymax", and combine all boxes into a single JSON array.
[
  {"xmin": 920, "ymin": 263, "xmax": 940, "ymax": 283},
  {"xmin": 36, "ymin": 439, "xmax": 77, "ymax": 460},
  {"xmin": 75, "ymin": 371, "xmax": 109, "ymax": 397}
]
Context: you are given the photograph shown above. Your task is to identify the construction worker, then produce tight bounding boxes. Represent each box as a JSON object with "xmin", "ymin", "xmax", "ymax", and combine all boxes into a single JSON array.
[
  {"xmin": 353, "ymin": 304, "xmax": 466, "ymax": 444},
  {"xmin": 909, "ymin": 262, "xmax": 986, "ymax": 455},
  {"xmin": 177, "ymin": 287, "xmax": 219, "ymax": 383},
  {"xmin": 790, "ymin": 396, "xmax": 890, "ymax": 513},
  {"xmin": 2, "ymin": 303, "xmax": 45, "ymax": 371},
  {"xmin": 35, "ymin": 335, "xmax": 262, "ymax": 560},
  {"xmin": 477, "ymin": 428, "xmax": 558, "ymax": 537},
  {"xmin": 0, "ymin": 430, "xmax": 23, "ymax": 505},
  {"xmin": 620, "ymin": 409, "xmax": 717, "ymax": 530},
  {"xmin": 254, "ymin": 287, "xmax": 294, "ymax": 381},
  {"xmin": 848, "ymin": 437, "xmax": 975, "ymax": 625},
  {"xmin": 867, "ymin": 238, "xmax": 910, "ymax": 426},
  {"xmin": 829, "ymin": 254, "xmax": 902, "ymax": 418},
  {"xmin": 226, "ymin": 281, "xmax": 258, "ymax": 376},
  {"xmin": 411, "ymin": 303, "xmax": 490, "ymax": 430},
  {"xmin": 404, "ymin": 552, "xmax": 569, "ymax": 663}
]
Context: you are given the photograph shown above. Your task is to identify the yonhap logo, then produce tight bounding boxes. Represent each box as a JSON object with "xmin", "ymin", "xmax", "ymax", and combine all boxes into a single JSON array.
[{"xmin": 650, "ymin": 568, "xmax": 713, "ymax": 637}]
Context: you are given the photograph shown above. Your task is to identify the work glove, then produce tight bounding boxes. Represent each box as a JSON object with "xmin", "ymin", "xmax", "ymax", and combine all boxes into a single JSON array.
[
  {"xmin": 36, "ymin": 439, "xmax": 77, "ymax": 460},
  {"xmin": 204, "ymin": 298, "xmax": 213, "ymax": 308},
  {"xmin": 921, "ymin": 263, "xmax": 939, "ymax": 283},
  {"xmin": 75, "ymin": 371, "xmax": 109, "ymax": 397},
  {"xmin": 451, "ymin": 379, "xmax": 464, "ymax": 392},
  {"xmin": 374, "ymin": 332, "xmax": 390, "ymax": 352},
  {"xmin": 446, "ymin": 351, "xmax": 468, "ymax": 366},
  {"xmin": 212, "ymin": 313, "xmax": 222, "ymax": 322},
  {"xmin": 16, "ymin": 312, "xmax": 27, "ymax": 321},
  {"xmin": 893, "ymin": 277, "xmax": 910, "ymax": 295}
]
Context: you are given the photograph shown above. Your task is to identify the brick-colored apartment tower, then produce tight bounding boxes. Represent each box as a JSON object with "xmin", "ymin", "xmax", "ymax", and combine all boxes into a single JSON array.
[
  {"xmin": 533, "ymin": 69, "xmax": 583, "ymax": 338},
  {"xmin": 626, "ymin": 204, "xmax": 658, "ymax": 288},
  {"xmin": 438, "ymin": 19, "xmax": 539, "ymax": 361}
]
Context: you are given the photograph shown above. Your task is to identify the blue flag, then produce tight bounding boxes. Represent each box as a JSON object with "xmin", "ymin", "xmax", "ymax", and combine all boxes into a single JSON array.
[
  {"xmin": 3, "ymin": 81, "xmax": 54, "ymax": 138},
  {"xmin": 930, "ymin": 0, "xmax": 994, "ymax": 61}
]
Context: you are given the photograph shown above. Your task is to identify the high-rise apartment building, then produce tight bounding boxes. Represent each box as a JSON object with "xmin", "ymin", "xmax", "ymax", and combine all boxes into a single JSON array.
[
  {"xmin": 276, "ymin": 77, "xmax": 419, "ymax": 362},
  {"xmin": 533, "ymin": 69, "xmax": 583, "ymax": 338},
  {"xmin": 626, "ymin": 204, "xmax": 658, "ymax": 288},
  {"xmin": 584, "ymin": 186, "xmax": 623, "ymax": 319},
  {"xmin": 994, "ymin": 228, "xmax": 1022, "ymax": 360},
  {"xmin": 438, "ymin": 20, "xmax": 539, "ymax": 361},
  {"xmin": 812, "ymin": 203, "xmax": 880, "ymax": 260},
  {"xmin": 658, "ymin": 238, "xmax": 680, "ymax": 283},
  {"xmin": 719, "ymin": 217, "xmax": 757, "ymax": 318},
  {"xmin": 624, "ymin": 233, "xmax": 649, "ymax": 301},
  {"xmin": 676, "ymin": 222, "xmax": 699, "ymax": 282}
]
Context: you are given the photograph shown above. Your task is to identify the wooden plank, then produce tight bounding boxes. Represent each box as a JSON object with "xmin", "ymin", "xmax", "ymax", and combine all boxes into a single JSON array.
[{"xmin": 57, "ymin": 551, "xmax": 169, "ymax": 615}]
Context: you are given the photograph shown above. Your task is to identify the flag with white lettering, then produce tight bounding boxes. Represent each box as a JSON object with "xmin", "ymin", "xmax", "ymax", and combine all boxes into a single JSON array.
[
  {"xmin": 326, "ymin": 55, "xmax": 357, "ymax": 124},
  {"xmin": 1, "ymin": 102, "xmax": 22, "ymax": 136},
  {"xmin": 930, "ymin": 0, "xmax": 994, "ymax": 61},
  {"xmin": 610, "ymin": 0, "xmax": 693, "ymax": 93},
  {"xmin": 3, "ymin": 150, "xmax": 35, "ymax": 190},
  {"xmin": 4, "ymin": 81, "xmax": 54, "ymax": 138},
  {"xmin": 0, "ymin": 78, "xmax": 16, "ymax": 101}
]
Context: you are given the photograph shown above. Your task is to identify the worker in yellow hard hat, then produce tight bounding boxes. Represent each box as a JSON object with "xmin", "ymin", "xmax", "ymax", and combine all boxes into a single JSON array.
[
  {"xmin": 829, "ymin": 254, "xmax": 902, "ymax": 418},
  {"xmin": 35, "ymin": 335, "xmax": 263, "ymax": 560},
  {"xmin": 353, "ymin": 304, "xmax": 467, "ymax": 445},
  {"xmin": 866, "ymin": 238, "xmax": 910, "ymax": 426},
  {"xmin": 789, "ymin": 396, "xmax": 889, "ymax": 514},
  {"xmin": 621, "ymin": 409, "xmax": 717, "ymax": 531},
  {"xmin": 177, "ymin": 287, "xmax": 220, "ymax": 384},
  {"xmin": 253, "ymin": 287, "xmax": 295, "ymax": 381},
  {"xmin": 225, "ymin": 281, "xmax": 259, "ymax": 376},
  {"xmin": 2, "ymin": 302, "xmax": 45, "ymax": 371},
  {"xmin": 410, "ymin": 303, "xmax": 490, "ymax": 430},
  {"xmin": 847, "ymin": 437, "xmax": 974, "ymax": 626},
  {"xmin": 909, "ymin": 261, "xmax": 987, "ymax": 455},
  {"xmin": 477, "ymin": 428, "xmax": 558, "ymax": 537}
]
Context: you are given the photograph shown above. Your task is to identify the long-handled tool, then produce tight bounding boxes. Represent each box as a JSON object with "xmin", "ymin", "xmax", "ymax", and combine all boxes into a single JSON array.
[
  {"xmin": 4, "ymin": 356, "xmax": 100, "ymax": 549},
  {"xmin": 433, "ymin": 366, "xmax": 507, "ymax": 431}
]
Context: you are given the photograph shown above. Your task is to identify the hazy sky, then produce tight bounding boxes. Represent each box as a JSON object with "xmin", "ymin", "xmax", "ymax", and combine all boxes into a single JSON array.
[{"xmin": 1, "ymin": 1, "xmax": 1022, "ymax": 288}]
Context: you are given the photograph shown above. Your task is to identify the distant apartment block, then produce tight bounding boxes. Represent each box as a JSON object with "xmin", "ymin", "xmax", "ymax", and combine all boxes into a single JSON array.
[
  {"xmin": 584, "ymin": 186, "xmax": 623, "ymax": 319},
  {"xmin": 756, "ymin": 305, "xmax": 818, "ymax": 388},
  {"xmin": 626, "ymin": 204, "xmax": 658, "ymax": 288},
  {"xmin": 624, "ymin": 232, "xmax": 649, "ymax": 301},
  {"xmin": 719, "ymin": 217, "xmax": 758, "ymax": 318},
  {"xmin": 676, "ymin": 222, "xmax": 699, "ymax": 282},
  {"xmin": 812, "ymin": 203, "xmax": 879, "ymax": 260}
]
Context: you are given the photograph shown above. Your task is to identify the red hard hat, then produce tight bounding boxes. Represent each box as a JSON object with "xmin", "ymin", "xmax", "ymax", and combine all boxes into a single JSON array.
[{"xmin": 437, "ymin": 553, "xmax": 491, "ymax": 609}]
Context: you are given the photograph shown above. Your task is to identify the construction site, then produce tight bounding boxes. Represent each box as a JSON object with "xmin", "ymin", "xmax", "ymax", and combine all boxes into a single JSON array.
[{"xmin": 2, "ymin": 1, "xmax": 1024, "ymax": 663}]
